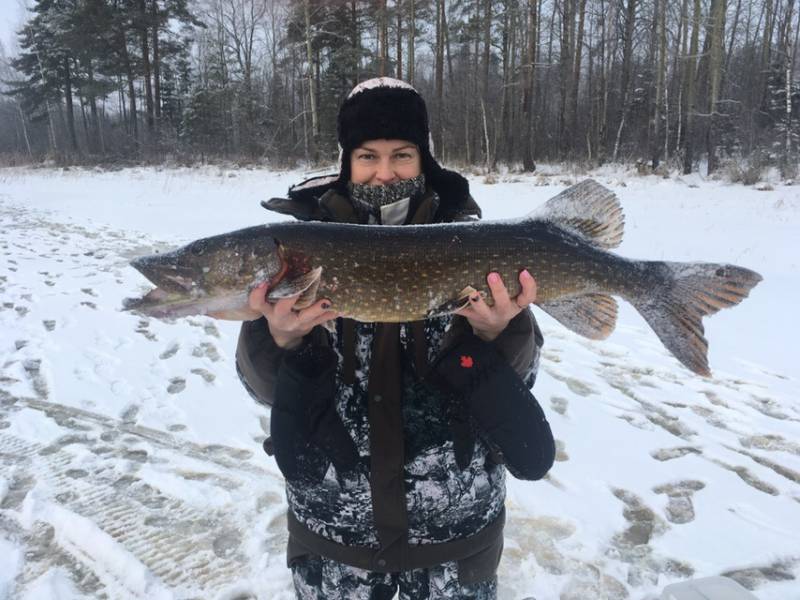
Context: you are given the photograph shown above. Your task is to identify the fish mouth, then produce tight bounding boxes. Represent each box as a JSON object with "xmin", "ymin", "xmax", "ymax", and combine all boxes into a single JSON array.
[
  {"xmin": 123, "ymin": 287, "xmax": 195, "ymax": 318},
  {"xmin": 130, "ymin": 255, "xmax": 198, "ymax": 294}
]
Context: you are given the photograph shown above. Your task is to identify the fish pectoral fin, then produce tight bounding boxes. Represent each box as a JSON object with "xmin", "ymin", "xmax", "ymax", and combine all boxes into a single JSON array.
[
  {"xmin": 539, "ymin": 294, "xmax": 618, "ymax": 340},
  {"xmin": 529, "ymin": 179, "xmax": 624, "ymax": 250},
  {"xmin": 267, "ymin": 266, "xmax": 323, "ymax": 302},
  {"xmin": 294, "ymin": 272, "xmax": 322, "ymax": 310},
  {"xmin": 427, "ymin": 286, "xmax": 482, "ymax": 318}
]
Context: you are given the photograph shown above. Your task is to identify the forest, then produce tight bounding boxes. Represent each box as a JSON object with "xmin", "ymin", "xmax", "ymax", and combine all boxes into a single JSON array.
[{"xmin": 0, "ymin": 0, "xmax": 798, "ymax": 177}]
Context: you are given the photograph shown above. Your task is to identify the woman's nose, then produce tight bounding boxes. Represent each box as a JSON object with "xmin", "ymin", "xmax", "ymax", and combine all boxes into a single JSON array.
[{"xmin": 374, "ymin": 159, "xmax": 396, "ymax": 184}]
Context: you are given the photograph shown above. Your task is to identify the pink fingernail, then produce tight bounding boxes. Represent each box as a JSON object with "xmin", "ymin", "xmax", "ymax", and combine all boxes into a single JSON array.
[
  {"xmin": 488, "ymin": 273, "xmax": 500, "ymax": 283},
  {"xmin": 521, "ymin": 269, "xmax": 531, "ymax": 278}
]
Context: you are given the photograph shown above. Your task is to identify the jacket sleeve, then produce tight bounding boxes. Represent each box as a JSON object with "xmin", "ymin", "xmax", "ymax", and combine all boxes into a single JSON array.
[
  {"xmin": 443, "ymin": 309, "xmax": 544, "ymax": 386},
  {"xmin": 235, "ymin": 317, "xmax": 287, "ymax": 408},
  {"xmin": 270, "ymin": 344, "xmax": 360, "ymax": 483},
  {"xmin": 235, "ymin": 317, "xmax": 335, "ymax": 407},
  {"xmin": 431, "ymin": 331, "xmax": 554, "ymax": 481}
]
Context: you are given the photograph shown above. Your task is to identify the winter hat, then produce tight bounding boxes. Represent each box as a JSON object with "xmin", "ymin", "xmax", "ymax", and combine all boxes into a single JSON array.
[
  {"xmin": 336, "ymin": 77, "xmax": 436, "ymax": 185},
  {"xmin": 271, "ymin": 77, "xmax": 477, "ymax": 220}
]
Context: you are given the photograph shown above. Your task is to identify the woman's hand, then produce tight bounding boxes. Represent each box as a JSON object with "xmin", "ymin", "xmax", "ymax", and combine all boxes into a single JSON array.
[
  {"xmin": 248, "ymin": 282, "xmax": 340, "ymax": 350},
  {"xmin": 456, "ymin": 270, "xmax": 537, "ymax": 342}
]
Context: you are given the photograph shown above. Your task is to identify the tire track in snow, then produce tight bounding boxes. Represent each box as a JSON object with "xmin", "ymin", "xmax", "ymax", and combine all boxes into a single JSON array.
[{"xmin": 0, "ymin": 394, "xmax": 287, "ymax": 598}]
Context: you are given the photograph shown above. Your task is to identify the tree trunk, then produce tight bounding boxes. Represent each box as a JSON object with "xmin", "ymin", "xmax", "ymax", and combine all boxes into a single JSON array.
[
  {"xmin": 63, "ymin": 56, "xmax": 79, "ymax": 154},
  {"xmin": 760, "ymin": 0, "xmax": 775, "ymax": 107},
  {"xmin": 522, "ymin": 0, "xmax": 537, "ymax": 171},
  {"xmin": 152, "ymin": 0, "xmax": 161, "ymax": 125},
  {"xmin": 651, "ymin": 0, "xmax": 667, "ymax": 169},
  {"xmin": 435, "ymin": 0, "xmax": 444, "ymax": 153},
  {"xmin": 560, "ymin": 0, "xmax": 575, "ymax": 156},
  {"xmin": 612, "ymin": 0, "xmax": 638, "ymax": 162},
  {"xmin": 408, "ymin": 0, "xmax": 415, "ymax": 84},
  {"xmin": 481, "ymin": 0, "xmax": 491, "ymax": 101},
  {"xmin": 396, "ymin": 0, "xmax": 403, "ymax": 79},
  {"xmin": 781, "ymin": 0, "xmax": 796, "ymax": 177},
  {"xmin": 16, "ymin": 103, "xmax": 33, "ymax": 157},
  {"xmin": 352, "ymin": 0, "xmax": 360, "ymax": 85},
  {"xmin": 682, "ymin": 0, "xmax": 701, "ymax": 174},
  {"xmin": 139, "ymin": 0, "xmax": 154, "ymax": 132},
  {"xmin": 443, "ymin": 0, "xmax": 454, "ymax": 86},
  {"xmin": 569, "ymin": 0, "xmax": 587, "ymax": 156},
  {"xmin": 304, "ymin": 0, "xmax": 319, "ymax": 161},
  {"xmin": 705, "ymin": 0, "xmax": 725, "ymax": 174},
  {"xmin": 597, "ymin": 0, "xmax": 608, "ymax": 163},
  {"xmin": 379, "ymin": 0, "xmax": 388, "ymax": 76}
]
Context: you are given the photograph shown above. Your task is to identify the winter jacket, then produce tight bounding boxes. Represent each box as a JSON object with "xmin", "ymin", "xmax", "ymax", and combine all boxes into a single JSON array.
[{"xmin": 236, "ymin": 173, "xmax": 554, "ymax": 584}]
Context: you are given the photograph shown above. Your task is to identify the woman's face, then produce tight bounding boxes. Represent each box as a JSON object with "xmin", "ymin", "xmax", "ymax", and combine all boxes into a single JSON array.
[{"xmin": 349, "ymin": 139, "xmax": 422, "ymax": 185}]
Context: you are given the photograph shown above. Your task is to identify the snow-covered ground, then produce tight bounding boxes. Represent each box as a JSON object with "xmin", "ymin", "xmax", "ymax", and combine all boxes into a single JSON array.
[{"xmin": 0, "ymin": 165, "xmax": 798, "ymax": 600}]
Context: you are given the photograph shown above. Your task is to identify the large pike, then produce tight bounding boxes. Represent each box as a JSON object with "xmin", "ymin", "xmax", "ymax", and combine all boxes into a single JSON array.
[{"xmin": 125, "ymin": 180, "xmax": 761, "ymax": 376}]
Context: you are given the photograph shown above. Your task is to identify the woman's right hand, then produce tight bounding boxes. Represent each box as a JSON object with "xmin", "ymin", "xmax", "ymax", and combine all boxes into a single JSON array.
[{"xmin": 248, "ymin": 282, "xmax": 340, "ymax": 350}]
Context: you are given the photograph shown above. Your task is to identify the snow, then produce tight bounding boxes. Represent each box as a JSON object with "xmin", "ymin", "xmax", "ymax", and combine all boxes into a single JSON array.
[{"xmin": 0, "ymin": 165, "xmax": 799, "ymax": 599}]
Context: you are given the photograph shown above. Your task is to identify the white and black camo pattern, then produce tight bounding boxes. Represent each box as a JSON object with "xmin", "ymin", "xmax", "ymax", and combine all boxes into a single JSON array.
[
  {"xmin": 291, "ymin": 553, "xmax": 498, "ymax": 599},
  {"xmin": 284, "ymin": 316, "xmax": 506, "ymax": 548}
]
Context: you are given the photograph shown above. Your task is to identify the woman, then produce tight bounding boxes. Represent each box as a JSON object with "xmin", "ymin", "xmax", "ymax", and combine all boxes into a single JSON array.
[{"xmin": 236, "ymin": 78, "xmax": 555, "ymax": 599}]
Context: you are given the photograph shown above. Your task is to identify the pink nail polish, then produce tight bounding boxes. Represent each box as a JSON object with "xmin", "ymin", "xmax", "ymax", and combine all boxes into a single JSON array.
[
  {"xmin": 521, "ymin": 269, "xmax": 531, "ymax": 278},
  {"xmin": 488, "ymin": 273, "xmax": 500, "ymax": 284}
]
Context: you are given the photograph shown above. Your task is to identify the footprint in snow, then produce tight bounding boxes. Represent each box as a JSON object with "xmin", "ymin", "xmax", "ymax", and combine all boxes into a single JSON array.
[
  {"xmin": 740, "ymin": 433, "xmax": 800, "ymax": 455},
  {"xmin": 159, "ymin": 343, "xmax": 180, "ymax": 360},
  {"xmin": 65, "ymin": 468, "xmax": 89, "ymax": 479},
  {"xmin": 167, "ymin": 377, "xmax": 186, "ymax": 394},
  {"xmin": 135, "ymin": 319, "xmax": 157, "ymax": 341},
  {"xmin": 191, "ymin": 368, "xmax": 216, "ymax": 383},
  {"xmin": 554, "ymin": 439, "xmax": 569, "ymax": 462},
  {"xmin": 713, "ymin": 460, "xmax": 780, "ymax": 496},
  {"xmin": 192, "ymin": 342, "xmax": 221, "ymax": 362},
  {"xmin": 42, "ymin": 319, "xmax": 56, "ymax": 331},
  {"xmin": 120, "ymin": 405, "xmax": 139, "ymax": 424},
  {"xmin": 650, "ymin": 446, "xmax": 702, "ymax": 461},
  {"xmin": 732, "ymin": 447, "xmax": 800, "ymax": 484},
  {"xmin": 550, "ymin": 396, "xmax": 569, "ymax": 416},
  {"xmin": 652, "ymin": 480, "xmax": 705, "ymax": 524},
  {"xmin": 610, "ymin": 488, "xmax": 668, "ymax": 550}
]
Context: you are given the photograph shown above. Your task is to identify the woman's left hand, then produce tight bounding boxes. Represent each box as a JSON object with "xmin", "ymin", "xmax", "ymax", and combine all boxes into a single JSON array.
[{"xmin": 456, "ymin": 270, "xmax": 538, "ymax": 342}]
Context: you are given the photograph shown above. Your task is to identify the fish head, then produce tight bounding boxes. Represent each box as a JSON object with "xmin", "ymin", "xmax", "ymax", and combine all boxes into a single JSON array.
[{"xmin": 124, "ymin": 227, "xmax": 285, "ymax": 319}]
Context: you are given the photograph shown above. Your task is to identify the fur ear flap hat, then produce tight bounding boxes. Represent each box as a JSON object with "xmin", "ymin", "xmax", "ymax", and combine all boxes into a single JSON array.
[
  {"xmin": 336, "ymin": 77, "xmax": 432, "ymax": 184},
  {"xmin": 270, "ymin": 77, "xmax": 476, "ymax": 219},
  {"xmin": 335, "ymin": 77, "xmax": 470, "ymax": 206}
]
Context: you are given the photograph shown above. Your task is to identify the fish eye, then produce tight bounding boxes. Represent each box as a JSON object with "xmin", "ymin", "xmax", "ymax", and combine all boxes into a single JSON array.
[{"xmin": 190, "ymin": 242, "xmax": 205, "ymax": 256}]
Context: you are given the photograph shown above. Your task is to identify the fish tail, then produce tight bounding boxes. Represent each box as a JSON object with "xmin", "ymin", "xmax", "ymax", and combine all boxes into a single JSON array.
[{"xmin": 630, "ymin": 262, "xmax": 762, "ymax": 376}]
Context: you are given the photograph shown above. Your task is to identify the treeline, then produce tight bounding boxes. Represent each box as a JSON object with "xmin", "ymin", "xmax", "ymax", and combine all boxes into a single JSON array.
[{"xmin": 1, "ymin": 0, "xmax": 798, "ymax": 176}]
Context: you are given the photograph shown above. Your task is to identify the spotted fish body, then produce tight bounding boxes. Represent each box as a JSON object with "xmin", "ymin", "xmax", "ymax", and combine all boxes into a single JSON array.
[{"xmin": 125, "ymin": 180, "xmax": 762, "ymax": 376}]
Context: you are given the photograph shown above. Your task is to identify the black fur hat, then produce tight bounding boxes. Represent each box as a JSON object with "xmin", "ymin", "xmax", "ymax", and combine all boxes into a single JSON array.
[
  {"xmin": 335, "ymin": 77, "xmax": 469, "ymax": 205},
  {"xmin": 337, "ymin": 78, "xmax": 431, "ymax": 171},
  {"xmin": 271, "ymin": 77, "xmax": 475, "ymax": 218}
]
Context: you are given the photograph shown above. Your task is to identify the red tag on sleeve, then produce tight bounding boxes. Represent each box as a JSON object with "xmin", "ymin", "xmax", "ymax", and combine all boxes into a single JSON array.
[{"xmin": 460, "ymin": 355, "xmax": 474, "ymax": 368}]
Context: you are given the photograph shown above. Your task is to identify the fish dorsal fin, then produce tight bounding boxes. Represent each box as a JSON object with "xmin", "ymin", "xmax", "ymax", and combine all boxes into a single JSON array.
[
  {"xmin": 530, "ymin": 179, "xmax": 624, "ymax": 250},
  {"xmin": 538, "ymin": 294, "xmax": 618, "ymax": 340}
]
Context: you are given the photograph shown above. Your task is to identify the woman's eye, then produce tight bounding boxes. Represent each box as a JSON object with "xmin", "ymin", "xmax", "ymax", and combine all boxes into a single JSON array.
[
  {"xmin": 358, "ymin": 153, "xmax": 376, "ymax": 161},
  {"xmin": 394, "ymin": 153, "xmax": 412, "ymax": 160}
]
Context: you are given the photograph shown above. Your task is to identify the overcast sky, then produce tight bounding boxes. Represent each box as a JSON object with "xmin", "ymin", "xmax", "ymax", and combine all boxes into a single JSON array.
[{"xmin": 1, "ymin": 0, "xmax": 29, "ymax": 56}]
